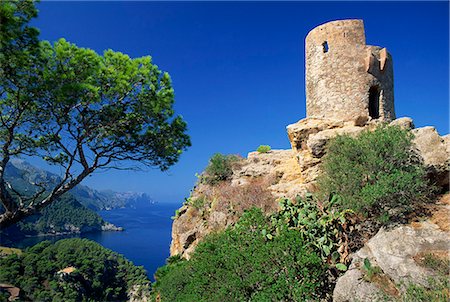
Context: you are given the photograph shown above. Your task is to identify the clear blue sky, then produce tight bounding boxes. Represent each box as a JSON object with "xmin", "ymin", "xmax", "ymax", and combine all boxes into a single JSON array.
[{"xmin": 31, "ymin": 1, "xmax": 449, "ymax": 203}]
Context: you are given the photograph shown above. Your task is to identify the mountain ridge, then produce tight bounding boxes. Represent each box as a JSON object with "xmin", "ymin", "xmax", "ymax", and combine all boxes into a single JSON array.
[{"xmin": 6, "ymin": 159, "xmax": 154, "ymax": 211}]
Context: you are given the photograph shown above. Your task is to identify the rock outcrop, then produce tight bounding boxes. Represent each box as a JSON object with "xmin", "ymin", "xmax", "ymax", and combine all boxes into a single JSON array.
[
  {"xmin": 232, "ymin": 149, "xmax": 306, "ymax": 199},
  {"xmin": 412, "ymin": 126, "xmax": 450, "ymax": 189},
  {"xmin": 333, "ymin": 195, "xmax": 450, "ymax": 302},
  {"xmin": 170, "ymin": 117, "xmax": 450, "ymax": 258},
  {"xmin": 171, "ymin": 149, "xmax": 303, "ymax": 258}
]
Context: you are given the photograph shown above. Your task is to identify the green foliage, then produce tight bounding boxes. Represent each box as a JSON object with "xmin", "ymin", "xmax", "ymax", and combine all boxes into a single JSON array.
[
  {"xmin": 171, "ymin": 209, "xmax": 181, "ymax": 220},
  {"xmin": 190, "ymin": 196, "xmax": 206, "ymax": 209},
  {"xmin": 400, "ymin": 277, "xmax": 449, "ymax": 302},
  {"xmin": 17, "ymin": 194, "xmax": 104, "ymax": 235},
  {"xmin": 0, "ymin": 0, "xmax": 191, "ymax": 228},
  {"xmin": 183, "ymin": 196, "xmax": 206, "ymax": 210},
  {"xmin": 419, "ymin": 254, "xmax": 449, "ymax": 275},
  {"xmin": 0, "ymin": 0, "xmax": 42, "ymax": 158},
  {"xmin": 0, "ymin": 238, "xmax": 150, "ymax": 302},
  {"xmin": 362, "ymin": 258, "xmax": 383, "ymax": 282},
  {"xmin": 201, "ymin": 153, "xmax": 241, "ymax": 185},
  {"xmin": 153, "ymin": 208, "xmax": 327, "ymax": 301},
  {"xmin": 335, "ymin": 263, "xmax": 347, "ymax": 271},
  {"xmin": 256, "ymin": 145, "xmax": 271, "ymax": 153},
  {"xmin": 33, "ymin": 38, "xmax": 191, "ymax": 169},
  {"xmin": 270, "ymin": 194, "xmax": 352, "ymax": 266},
  {"xmin": 318, "ymin": 125, "xmax": 432, "ymax": 219},
  {"xmin": 0, "ymin": 0, "xmax": 40, "ymax": 93}
]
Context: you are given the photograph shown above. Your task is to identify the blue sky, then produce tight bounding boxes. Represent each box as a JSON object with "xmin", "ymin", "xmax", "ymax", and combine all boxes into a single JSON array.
[{"xmin": 31, "ymin": 1, "xmax": 449, "ymax": 203}]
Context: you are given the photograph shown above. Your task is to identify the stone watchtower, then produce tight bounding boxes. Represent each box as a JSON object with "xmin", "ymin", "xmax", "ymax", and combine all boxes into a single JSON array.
[{"xmin": 305, "ymin": 19, "xmax": 395, "ymax": 122}]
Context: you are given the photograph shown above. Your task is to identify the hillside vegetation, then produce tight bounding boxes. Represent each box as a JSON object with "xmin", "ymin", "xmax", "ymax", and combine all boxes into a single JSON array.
[
  {"xmin": 0, "ymin": 238, "xmax": 150, "ymax": 302},
  {"xmin": 0, "ymin": 195, "xmax": 111, "ymax": 245},
  {"xmin": 318, "ymin": 126, "xmax": 433, "ymax": 221},
  {"xmin": 157, "ymin": 125, "xmax": 443, "ymax": 301},
  {"xmin": 16, "ymin": 195, "xmax": 105, "ymax": 235}
]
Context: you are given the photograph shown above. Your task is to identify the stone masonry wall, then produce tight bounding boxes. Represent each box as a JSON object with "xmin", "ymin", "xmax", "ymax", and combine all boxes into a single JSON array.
[{"xmin": 305, "ymin": 19, "xmax": 395, "ymax": 122}]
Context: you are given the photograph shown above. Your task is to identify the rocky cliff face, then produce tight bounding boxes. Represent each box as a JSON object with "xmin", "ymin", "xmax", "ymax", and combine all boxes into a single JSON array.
[{"xmin": 170, "ymin": 116, "xmax": 450, "ymax": 259}]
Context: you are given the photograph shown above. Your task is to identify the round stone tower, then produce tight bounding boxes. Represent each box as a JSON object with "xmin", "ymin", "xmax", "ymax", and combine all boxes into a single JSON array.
[{"xmin": 305, "ymin": 19, "xmax": 395, "ymax": 122}]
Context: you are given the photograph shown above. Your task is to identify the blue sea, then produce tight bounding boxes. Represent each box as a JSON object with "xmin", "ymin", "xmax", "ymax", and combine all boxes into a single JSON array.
[{"xmin": 10, "ymin": 203, "xmax": 180, "ymax": 281}]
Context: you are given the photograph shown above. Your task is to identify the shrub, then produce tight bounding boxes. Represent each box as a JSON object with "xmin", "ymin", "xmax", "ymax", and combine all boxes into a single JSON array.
[
  {"xmin": 270, "ymin": 194, "xmax": 353, "ymax": 268},
  {"xmin": 317, "ymin": 125, "xmax": 433, "ymax": 220},
  {"xmin": 201, "ymin": 153, "xmax": 242, "ymax": 185},
  {"xmin": 191, "ymin": 196, "xmax": 205, "ymax": 209},
  {"xmin": 184, "ymin": 196, "xmax": 206, "ymax": 210},
  {"xmin": 256, "ymin": 145, "xmax": 271, "ymax": 153},
  {"xmin": 0, "ymin": 239, "xmax": 150, "ymax": 302},
  {"xmin": 153, "ymin": 208, "xmax": 327, "ymax": 301}
]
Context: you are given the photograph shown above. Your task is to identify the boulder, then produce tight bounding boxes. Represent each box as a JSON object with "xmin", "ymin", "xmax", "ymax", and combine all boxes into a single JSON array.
[
  {"xmin": 236, "ymin": 150, "xmax": 295, "ymax": 179},
  {"xmin": 389, "ymin": 117, "xmax": 414, "ymax": 130},
  {"xmin": 443, "ymin": 134, "xmax": 450, "ymax": 156},
  {"xmin": 333, "ymin": 268, "xmax": 380, "ymax": 302},
  {"xmin": 412, "ymin": 126, "xmax": 449, "ymax": 189},
  {"xmin": 232, "ymin": 149, "xmax": 305, "ymax": 198},
  {"xmin": 306, "ymin": 126, "xmax": 364, "ymax": 158},
  {"xmin": 170, "ymin": 205, "xmax": 205, "ymax": 258},
  {"xmin": 286, "ymin": 118, "xmax": 344, "ymax": 152},
  {"xmin": 333, "ymin": 209, "xmax": 450, "ymax": 302}
]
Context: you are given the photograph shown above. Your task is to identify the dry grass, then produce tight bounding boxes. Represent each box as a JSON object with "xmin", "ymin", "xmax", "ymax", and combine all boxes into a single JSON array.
[
  {"xmin": 199, "ymin": 176, "xmax": 278, "ymax": 217},
  {"xmin": 409, "ymin": 194, "xmax": 450, "ymax": 231},
  {"xmin": 414, "ymin": 251, "xmax": 450, "ymax": 275},
  {"xmin": 371, "ymin": 273, "xmax": 400, "ymax": 297},
  {"xmin": 360, "ymin": 261, "xmax": 399, "ymax": 297},
  {"xmin": 430, "ymin": 194, "xmax": 450, "ymax": 232}
]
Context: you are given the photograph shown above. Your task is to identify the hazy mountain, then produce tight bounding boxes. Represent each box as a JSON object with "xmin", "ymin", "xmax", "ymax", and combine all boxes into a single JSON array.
[{"xmin": 5, "ymin": 159, "xmax": 154, "ymax": 211}]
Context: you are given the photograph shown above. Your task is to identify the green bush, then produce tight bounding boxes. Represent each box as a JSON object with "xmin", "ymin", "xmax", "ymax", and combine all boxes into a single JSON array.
[
  {"xmin": 256, "ymin": 145, "xmax": 271, "ymax": 153},
  {"xmin": 317, "ymin": 125, "xmax": 433, "ymax": 219},
  {"xmin": 270, "ymin": 195, "xmax": 352, "ymax": 268},
  {"xmin": 185, "ymin": 196, "xmax": 206, "ymax": 209},
  {"xmin": 153, "ymin": 208, "xmax": 327, "ymax": 301},
  {"xmin": 17, "ymin": 195, "xmax": 104, "ymax": 235},
  {"xmin": 0, "ymin": 239, "xmax": 150, "ymax": 302},
  {"xmin": 201, "ymin": 153, "xmax": 241, "ymax": 185}
]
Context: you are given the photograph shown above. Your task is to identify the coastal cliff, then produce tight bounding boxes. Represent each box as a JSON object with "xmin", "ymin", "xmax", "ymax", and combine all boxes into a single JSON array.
[{"xmin": 170, "ymin": 116, "xmax": 450, "ymax": 259}]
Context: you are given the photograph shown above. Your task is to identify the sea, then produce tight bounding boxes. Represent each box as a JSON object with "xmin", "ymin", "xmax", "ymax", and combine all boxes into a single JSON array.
[{"xmin": 8, "ymin": 202, "xmax": 180, "ymax": 281}]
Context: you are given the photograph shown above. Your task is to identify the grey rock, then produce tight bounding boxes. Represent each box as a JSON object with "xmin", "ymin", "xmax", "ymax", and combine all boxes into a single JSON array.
[
  {"xmin": 333, "ymin": 267, "xmax": 380, "ymax": 302},
  {"xmin": 306, "ymin": 126, "xmax": 364, "ymax": 158},
  {"xmin": 412, "ymin": 126, "xmax": 449, "ymax": 189},
  {"xmin": 389, "ymin": 117, "xmax": 414, "ymax": 130},
  {"xmin": 333, "ymin": 221, "xmax": 450, "ymax": 302}
]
